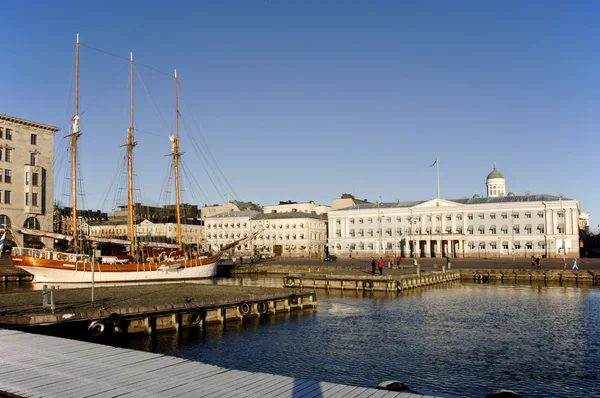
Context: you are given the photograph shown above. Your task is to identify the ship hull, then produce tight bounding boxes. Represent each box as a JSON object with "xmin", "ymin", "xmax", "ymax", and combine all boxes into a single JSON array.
[{"xmin": 11, "ymin": 256, "xmax": 218, "ymax": 283}]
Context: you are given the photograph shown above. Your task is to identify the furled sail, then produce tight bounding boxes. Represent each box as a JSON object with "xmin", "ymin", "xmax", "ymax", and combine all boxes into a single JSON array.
[{"xmin": 14, "ymin": 227, "xmax": 75, "ymax": 242}]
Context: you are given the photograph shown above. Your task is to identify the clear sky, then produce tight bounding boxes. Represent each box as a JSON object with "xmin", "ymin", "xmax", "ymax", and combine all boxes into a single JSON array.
[{"xmin": 2, "ymin": 1, "xmax": 599, "ymax": 230}]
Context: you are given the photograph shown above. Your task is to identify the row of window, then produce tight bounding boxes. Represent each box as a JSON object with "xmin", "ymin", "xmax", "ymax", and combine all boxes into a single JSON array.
[
  {"xmin": 207, "ymin": 222, "xmax": 323, "ymax": 229},
  {"xmin": 337, "ymin": 224, "xmax": 566, "ymax": 236},
  {"xmin": 0, "ymin": 149, "xmax": 39, "ymax": 165},
  {"xmin": 0, "ymin": 190, "xmax": 40, "ymax": 206},
  {"xmin": 340, "ymin": 211, "xmax": 561, "ymax": 225},
  {"xmin": 0, "ymin": 128, "xmax": 37, "ymax": 145},
  {"xmin": 0, "ymin": 170, "xmax": 40, "ymax": 185}
]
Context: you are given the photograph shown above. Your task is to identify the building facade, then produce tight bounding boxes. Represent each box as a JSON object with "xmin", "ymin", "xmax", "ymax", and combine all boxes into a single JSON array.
[
  {"xmin": 203, "ymin": 210, "xmax": 260, "ymax": 256},
  {"xmin": 0, "ymin": 115, "xmax": 59, "ymax": 247},
  {"xmin": 328, "ymin": 167, "xmax": 581, "ymax": 259},
  {"xmin": 263, "ymin": 200, "xmax": 331, "ymax": 215}
]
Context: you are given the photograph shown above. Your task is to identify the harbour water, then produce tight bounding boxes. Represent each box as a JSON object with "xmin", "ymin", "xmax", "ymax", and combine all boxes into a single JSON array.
[{"xmin": 4, "ymin": 276, "xmax": 599, "ymax": 397}]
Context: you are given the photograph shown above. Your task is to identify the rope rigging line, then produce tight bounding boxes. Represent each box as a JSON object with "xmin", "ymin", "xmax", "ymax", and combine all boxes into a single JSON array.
[
  {"xmin": 177, "ymin": 112, "xmax": 238, "ymax": 203},
  {"xmin": 179, "ymin": 158, "xmax": 211, "ymax": 206},
  {"xmin": 80, "ymin": 62, "xmax": 129, "ymax": 116},
  {"xmin": 178, "ymin": 86, "xmax": 240, "ymax": 200},
  {"xmin": 134, "ymin": 64, "xmax": 171, "ymax": 133},
  {"xmin": 80, "ymin": 43, "xmax": 172, "ymax": 77}
]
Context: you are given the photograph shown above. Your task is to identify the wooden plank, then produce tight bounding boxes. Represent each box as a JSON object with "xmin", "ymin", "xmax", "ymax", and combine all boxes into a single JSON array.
[
  {"xmin": 196, "ymin": 371, "xmax": 278, "ymax": 398},
  {"xmin": 326, "ymin": 384, "xmax": 360, "ymax": 398},
  {"xmin": 339, "ymin": 386, "xmax": 371, "ymax": 398},
  {"xmin": 261, "ymin": 378, "xmax": 316, "ymax": 397}
]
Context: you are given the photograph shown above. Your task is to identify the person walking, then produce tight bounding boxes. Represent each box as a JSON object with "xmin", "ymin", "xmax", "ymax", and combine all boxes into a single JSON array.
[
  {"xmin": 572, "ymin": 258, "xmax": 579, "ymax": 270},
  {"xmin": 530, "ymin": 256, "xmax": 536, "ymax": 268},
  {"xmin": 371, "ymin": 257, "xmax": 376, "ymax": 275},
  {"xmin": 535, "ymin": 256, "xmax": 541, "ymax": 270},
  {"xmin": 378, "ymin": 257, "xmax": 384, "ymax": 275}
]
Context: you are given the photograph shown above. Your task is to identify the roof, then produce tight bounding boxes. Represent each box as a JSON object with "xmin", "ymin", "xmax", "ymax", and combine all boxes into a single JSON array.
[
  {"xmin": 208, "ymin": 209, "xmax": 260, "ymax": 219},
  {"xmin": 333, "ymin": 194, "xmax": 571, "ymax": 211},
  {"xmin": 0, "ymin": 114, "xmax": 61, "ymax": 132},
  {"xmin": 252, "ymin": 212, "xmax": 327, "ymax": 221}
]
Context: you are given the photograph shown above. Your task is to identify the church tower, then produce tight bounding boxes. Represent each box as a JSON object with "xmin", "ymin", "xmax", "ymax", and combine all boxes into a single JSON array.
[{"xmin": 486, "ymin": 163, "xmax": 506, "ymax": 197}]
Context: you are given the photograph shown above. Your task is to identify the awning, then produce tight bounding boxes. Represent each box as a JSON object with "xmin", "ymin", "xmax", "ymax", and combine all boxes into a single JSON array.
[
  {"xmin": 478, "ymin": 225, "xmax": 485, "ymax": 231},
  {"xmin": 525, "ymin": 224, "xmax": 532, "ymax": 229},
  {"xmin": 467, "ymin": 226, "xmax": 474, "ymax": 231},
  {"xmin": 489, "ymin": 225, "xmax": 496, "ymax": 230}
]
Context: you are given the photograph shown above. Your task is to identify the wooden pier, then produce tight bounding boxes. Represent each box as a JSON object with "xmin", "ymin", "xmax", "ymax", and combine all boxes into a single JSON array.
[
  {"xmin": 1, "ymin": 291, "xmax": 316, "ymax": 338},
  {"xmin": 284, "ymin": 269, "xmax": 461, "ymax": 292},
  {"xmin": 0, "ymin": 329, "xmax": 444, "ymax": 397},
  {"xmin": 0, "ymin": 267, "xmax": 33, "ymax": 282}
]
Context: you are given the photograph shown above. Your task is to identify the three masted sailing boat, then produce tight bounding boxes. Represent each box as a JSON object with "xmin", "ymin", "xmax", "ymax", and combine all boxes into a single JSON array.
[{"xmin": 10, "ymin": 35, "xmax": 247, "ymax": 283}]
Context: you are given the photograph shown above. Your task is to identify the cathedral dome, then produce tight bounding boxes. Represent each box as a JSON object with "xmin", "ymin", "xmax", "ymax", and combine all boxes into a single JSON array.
[{"xmin": 486, "ymin": 165, "xmax": 504, "ymax": 180}]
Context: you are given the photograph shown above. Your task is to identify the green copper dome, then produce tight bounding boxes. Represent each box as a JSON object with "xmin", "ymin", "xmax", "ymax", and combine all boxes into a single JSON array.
[
  {"xmin": 486, "ymin": 164, "xmax": 504, "ymax": 180},
  {"xmin": 473, "ymin": 193, "xmax": 481, "ymax": 199}
]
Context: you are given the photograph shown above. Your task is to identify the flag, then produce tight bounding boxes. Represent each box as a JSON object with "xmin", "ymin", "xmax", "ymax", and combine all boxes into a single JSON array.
[
  {"xmin": 428, "ymin": 159, "xmax": 437, "ymax": 167},
  {"xmin": 0, "ymin": 232, "xmax": 6, "ymax": 254}
]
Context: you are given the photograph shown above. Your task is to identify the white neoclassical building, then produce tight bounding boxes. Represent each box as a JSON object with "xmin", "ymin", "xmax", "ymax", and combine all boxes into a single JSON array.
[{"xmin": 328, "ymin": 166, "xmax": 582, "ymax": 259}]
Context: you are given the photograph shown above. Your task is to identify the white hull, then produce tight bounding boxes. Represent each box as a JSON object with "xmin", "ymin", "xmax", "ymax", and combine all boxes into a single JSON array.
[{"xmin": 16, "ymin": 263, "xmax": 217, "ymax": 283}]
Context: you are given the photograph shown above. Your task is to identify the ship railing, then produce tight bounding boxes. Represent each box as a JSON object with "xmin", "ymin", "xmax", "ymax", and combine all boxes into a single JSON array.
[{"xmin": 12, "ymin": 247, "xmax": 91, "ymax": 263}]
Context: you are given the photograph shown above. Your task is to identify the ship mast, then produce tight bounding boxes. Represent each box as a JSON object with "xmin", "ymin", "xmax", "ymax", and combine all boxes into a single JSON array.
[
  {"xmin": 127, "ymin": 52, "xmax": 136, "ymax": 258},
  {"xmin": 71, "ymin": 33, "xmax": 81, "ymax": 250},
  {"xmin": 172, "ymin": 69, "xmax": 183, "ymax": 249}
]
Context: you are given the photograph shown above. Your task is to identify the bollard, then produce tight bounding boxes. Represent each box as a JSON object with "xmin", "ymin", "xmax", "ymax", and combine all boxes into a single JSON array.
[
  {"xmin": 50, "ymin": 286, "xmax": 56, "ymax": 313},
  {"xmin": 416, "ymin": 264, "xmax": 421, "ymax": 277},
  {"xmin": 42, "ymin": 284, "xmax": 48, "ymax": 307},
  {"xmin": 442, "ymin": 265, "xmax": 446, "ymax": 274}
]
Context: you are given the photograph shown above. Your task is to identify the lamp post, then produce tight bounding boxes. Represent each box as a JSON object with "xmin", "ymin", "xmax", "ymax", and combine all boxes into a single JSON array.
[
  {"xmin": 561, "ymin": 195, "xmax": 566, "ymax": 269},
  {"xmin": 511, "ymin": 214, "xmax": 515, "ymax": 263},
  {"xmin": 378, "ymin": 196, "xmax": 383, "ymax": 257}
]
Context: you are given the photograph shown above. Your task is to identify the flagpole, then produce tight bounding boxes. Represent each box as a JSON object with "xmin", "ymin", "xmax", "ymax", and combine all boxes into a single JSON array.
[{"xmin": 436, "ymin": 157, "xmax": 440, "ymax": 199}]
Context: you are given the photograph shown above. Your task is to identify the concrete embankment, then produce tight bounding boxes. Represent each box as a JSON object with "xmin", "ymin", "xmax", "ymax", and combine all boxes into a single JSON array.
[
  {"xmin": 0, "ymin": 284, "xmax": 316, "ymax": 336},
  {"xmin": 461, "ymin": 268, "xmax": 600, "ymax": 283}
]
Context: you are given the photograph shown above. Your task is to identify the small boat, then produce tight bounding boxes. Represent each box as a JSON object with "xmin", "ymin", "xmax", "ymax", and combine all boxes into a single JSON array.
[{"xmin": 9, "ymin": 35, "xmax": 246, "ymax": 283}]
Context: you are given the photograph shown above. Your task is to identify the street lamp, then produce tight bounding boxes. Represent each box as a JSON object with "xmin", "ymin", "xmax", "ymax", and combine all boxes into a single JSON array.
[
  {"xmin": 560, "ymin": 195, "xmax": 566, "ymax": 269},
  {"xmin": 511, "ymin": 214, "xmax": 515, "ymax": 262},
  {"xmin": 378, "ymin": 196, "xmax": 383, "ymax": 256}
]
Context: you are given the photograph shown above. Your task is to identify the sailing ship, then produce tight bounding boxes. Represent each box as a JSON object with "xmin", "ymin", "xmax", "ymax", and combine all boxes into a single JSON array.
[{"xmin": 9, "ymin": 35, "xmax": 248, "ymax": 283}]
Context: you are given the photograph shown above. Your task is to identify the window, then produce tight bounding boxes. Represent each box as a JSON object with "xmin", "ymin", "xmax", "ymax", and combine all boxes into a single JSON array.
[
  {"xmin": 396, "ymin": 216, "xmax": 401, "ymax": 222},
  {"xmin": 524, "ymin": 224, "xmax": 532, "ymax": 234},
  {"xmin": 525, "ymin": 212, "xmax": 531, "ymax": 218},
  {"xmin": 3, "ymin": 190, "xmax": 11, "ymax": 204},
  {"xmin": 0, "ymin": 148, "xmax": 2, "ymax": 161},
  {"xmin": 25, "ymin": 172, "xmax": 30, "ymax": 185},
  {"xmin": 490, "ymin": 213, "xmax": 496, "ymax": 219},
  {"xmin": 0, "ymin": 169, "xmax": 2, "ymax": 182},
  {"xmin": 467, "ymin": 214, "xmax": 473, "ymax": 220},
  {"xmin": 0, "ymin": 127, "xmax": 3, "ymax": 138},
  {"xmin": 557, "ymin": 224, "xmax": 565, "ymax": 234},
  {"xmin": 501, "ymin": 225, "xmax": 508, "ymax": 234},
  {"xmin": 25, "ymin": 192, "xmax": 29, "ymax": 206},
  {"xmin": 537, "ymin": 211, "xmax": 544, "ymax": 218},
  {"xmin": 478, "ymin": 213, "xmax": 484, "ymax": 219},
  {"xmin": 514, "ymin": 241, "xmax": 521, "ymax": 249},
  {"xmin": 31, "ymin": 134, "xmax": 37, "ymax": 145},
  {"xmin": 427, "ymin": 215, "xmax": 432, "ymax": 221},
  {"xmin": 478, "ymin": 225, "xmax": 485, "ymax": 235},
  {"xmin": 457, "ymin": 214, "xmax": 463, "ymax": 221},
  {"xmin": 467, "ymin": 226, "xmax": 474, "ymax": 234},
  {"xmin": 5, "ymin": 129, "xmax": 12, "ymax": 140},
  {"xmin": 386, "ymin": 217, "xmax": 391, "ymax": 223},
  {"xmin": 436, "ymin": 215, "xmax": 441, "ymax": 221},
  {"xmin": 558, "ymin": 211, "xmax": 564, "ymax": 218},
  {"xmin": 501, "ymin": 213, "xmax": 508, "ymax": 219},
  {"xmin": 32, "ymin": 193, "xmax": 38, "ymax": 206},
  {"xmin": 446, "ymin": 215, "xmax": 452, "ymax": 221},
  {"xmin": 4, "ymin": 148, "xmax": 11, "ymax": 162},
  {"xmin": 526, "ymin": 242, "xmax": 533, "ymax": 249},
  {"xmin": 513, "ymin": 225, "xmax": 520, "ymax": 234},
  {"xmin": 4, "ymin": 169, "xmax": 11, "ymax": 183},
  {"xmin": 358, "ymin": 229, "xmax": 364, "ymax": 237},
  {"xmin": 512, "ymin": 212, "xmax": 520, "ymax": 219},
  {"xmin": 537, "ymin": 224, "xmax": 545, "ymax": 233},
  {"xmin": 358, "ymin": 218, "xmax": 363, "ymax": 224},
  {"xmin": 368, "ymin": 218, "xmax": 373, "ymax": 223},
  {"xmin": 502, "ymin": 241, "xmax": 509, "ymax": 249},
  {"xmin": 350, "ymin": 218, "xmax": 355, "ymax": 224},
  {"xmin": 490, "ymin": 226, "xmax": 497, "ymax": 234}
]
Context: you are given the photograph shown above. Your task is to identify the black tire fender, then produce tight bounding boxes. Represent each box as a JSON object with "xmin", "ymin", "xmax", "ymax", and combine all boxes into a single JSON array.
[
  {"xmin": 239, "ymin": 302, "xmax": 251, "ymax": 315},
  {"xmin": 88, "ymin": 320, "xmax": 105, "ymax": 337},
  {"xmin": 258, "ymin": 301, "xmax": 269, "ymax": 315},
  {"xmin": 289, "ymin": 294, "xmax": 299, "ymax": 305},
  {"xmin": 190, "ymin": 310, "xmax": 202, "ymax": 325},
  {"xmin": 475, "ymin": 273, "xmax": 483, "ymax": 280},
  {"xmin": 108, "ymin": 313, "xmax": 121, "ymax": 327}
]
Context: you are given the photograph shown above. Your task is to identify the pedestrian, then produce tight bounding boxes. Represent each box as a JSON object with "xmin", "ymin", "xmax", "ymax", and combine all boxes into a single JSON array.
[
  {"xmin": 535, "ymin": 256, "xmax": 540, "ymax": 270},
  {"xmin": 530, "ymin": 256, "xmax": 536, "ymax": 267},
  {"xmin": 396, "ymin": 256, "xmax": 401, "ymax": 265},
  {"xmin": 572, "ymin": 258, "xmax": 578, "ymax": 270},
  {"xmin": 378, "ymin": 257, "xmax": 384, "ymax": 275},
  {"xmin": 371, "ymin": 257, "xmax": 376, "ymax": 275},
  {"xmin": 446, "ymin": 256, "xmax": 451, "ymax": 269}
]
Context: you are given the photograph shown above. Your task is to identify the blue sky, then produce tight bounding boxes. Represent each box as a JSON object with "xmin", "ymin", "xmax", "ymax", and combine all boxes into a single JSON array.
[{"xmin": 2, "ymin": 1, "xmax": 599, "ymax": 229}]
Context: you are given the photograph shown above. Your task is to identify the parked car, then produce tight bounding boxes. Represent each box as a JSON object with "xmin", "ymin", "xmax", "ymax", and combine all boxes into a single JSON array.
[{"xmin": 324, "ymin": 255, "xmax": 337, "ymax": 261}]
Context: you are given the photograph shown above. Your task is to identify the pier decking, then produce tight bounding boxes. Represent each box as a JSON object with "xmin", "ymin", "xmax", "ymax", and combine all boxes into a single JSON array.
[{"xmin": 0, "ymin": 329, "xmax": 442, "ymax": 398}]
